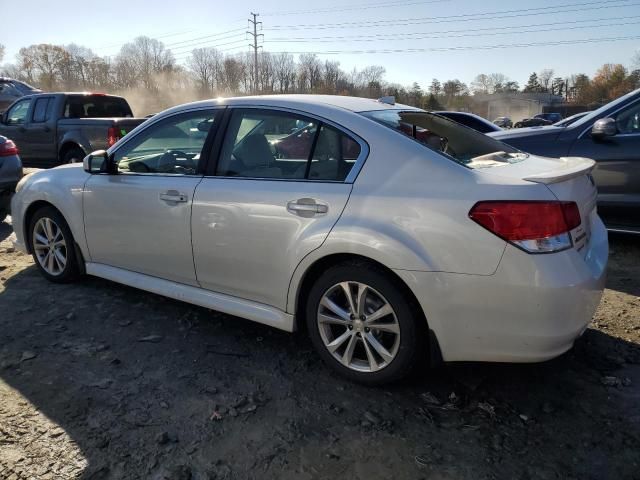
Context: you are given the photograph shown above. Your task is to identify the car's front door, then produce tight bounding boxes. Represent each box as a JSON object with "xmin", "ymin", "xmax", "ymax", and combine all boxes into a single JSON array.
[
  {"xmin": 0, "ymin": 98, "xmax": 33, "ymax": 160},
  {"xmin": 568, "ymin": 99, "xmax": 640, "ymax": 228},
  {"xmin": 83, "ymin": 108, "xmax": 222, "ymax": 286},
  {"xmin": 192, "ymin": 107, "xmax": 365, "ymax": 310}
]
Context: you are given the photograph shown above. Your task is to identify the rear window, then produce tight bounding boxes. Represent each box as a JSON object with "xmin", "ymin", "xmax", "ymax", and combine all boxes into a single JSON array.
[
  {"xmin": 64, "ymin": 96, "xmax": 133, "ymax": 119},
  {"xmin": 360, "ymin": 110, "xmax": 526, "ymax": 168}
]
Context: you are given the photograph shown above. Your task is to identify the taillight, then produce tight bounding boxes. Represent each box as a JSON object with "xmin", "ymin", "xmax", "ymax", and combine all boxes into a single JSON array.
[
  {"xmin": 469, "ymin": 200, "xmax": 581, "ymax": 253},
  {"xmin": 0, "ymin": 139, "xmax": 18, "ymax": 157},
  {"xmin": 107, "ymin": 127, "xmax": 121, "ymax": 147}
]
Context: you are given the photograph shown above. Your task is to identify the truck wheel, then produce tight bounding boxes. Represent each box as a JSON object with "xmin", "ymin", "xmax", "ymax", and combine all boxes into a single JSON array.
[{"xmin": 61, "ymin": 147, "xmax": 85, "ymax": 164}]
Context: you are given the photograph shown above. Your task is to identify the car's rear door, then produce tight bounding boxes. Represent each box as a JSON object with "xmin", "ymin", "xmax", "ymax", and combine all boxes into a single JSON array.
[
  {"xmin": 192, "ymin": 107, "xmax": 366, "ymax": 311},
  {"xmin": 83, "ymin": 107, "xmax": 223, "ymax": 286},
  {"xmin": 568, "ymin": 98, "xmax": 640, "ymax": 229}
]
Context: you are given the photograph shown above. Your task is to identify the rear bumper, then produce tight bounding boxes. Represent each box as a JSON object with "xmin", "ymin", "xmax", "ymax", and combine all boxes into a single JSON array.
[{"xmin": 395, "ymin": 215, "xmax": 608, "ymax": 363}]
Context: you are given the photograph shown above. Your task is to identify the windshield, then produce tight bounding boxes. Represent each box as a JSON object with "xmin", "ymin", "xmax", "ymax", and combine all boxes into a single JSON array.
[
  {"xmin": 360, "ymin": 109, "xmax": 526, "ymax": 167},
  {"xmin": 569, "ymin": 88, "xmax": 640, "ymax": 129}
]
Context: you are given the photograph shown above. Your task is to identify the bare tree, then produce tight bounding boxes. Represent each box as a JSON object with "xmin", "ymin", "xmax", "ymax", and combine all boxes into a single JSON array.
[
  {"xmin": 117, "ymin": 36, "xmax": 175, "ymax": 91},
  {"xmin": 298, "ymin": 53, "xmax": 322, "ymax": 92},
  {"xmin": 0, "ymin": 44, "xmax": 5, "ymax": 63},
  {"xmin": 187, "ymin": 48, "xmax": 221, "ymax": 94},
  {"xmin": 538, "ymin": 69, "xmax": 554, "ymax": 92},
  {"xmin": 273, "ymin": 53, "xmax": 296, "ymax": 93}
]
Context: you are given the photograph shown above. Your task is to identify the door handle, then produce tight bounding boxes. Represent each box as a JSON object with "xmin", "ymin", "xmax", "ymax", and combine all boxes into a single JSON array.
[
  {"xmin": 159, "ymin": 190, "xmax": 188, "ymax": 203},
  {"xmin": 287, "ymin": 198, "xmax": 328, "ymax": 217}
]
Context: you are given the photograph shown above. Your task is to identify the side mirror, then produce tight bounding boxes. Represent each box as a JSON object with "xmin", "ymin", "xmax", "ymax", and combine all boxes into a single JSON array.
[
  {"xmin": 83, "ymin": 150, "xmax": 110, "ymax": 174},
  {"xmin": 591, "ymin": 118, "xmax": 617, "ymax": 140}
]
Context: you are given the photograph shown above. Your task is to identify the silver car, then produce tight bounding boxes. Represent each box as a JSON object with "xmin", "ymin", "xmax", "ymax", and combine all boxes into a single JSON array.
[{"xmin": 10, "ymin": 95, "xmax": 607, "ymax": 385}]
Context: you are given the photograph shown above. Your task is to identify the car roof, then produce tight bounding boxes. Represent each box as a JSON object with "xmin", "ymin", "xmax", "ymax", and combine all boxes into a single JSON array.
[{"xmin": 166, "ymin": 94, "xmax": 421, "ymax": 115}]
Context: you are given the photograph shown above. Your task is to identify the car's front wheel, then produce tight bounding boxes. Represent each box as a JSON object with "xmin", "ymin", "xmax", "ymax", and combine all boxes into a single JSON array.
[
  {"xmin": 305, "ymin": 262, "xmax": 424, "ymax": 385},
  {"xmin": 29, "ymin": 206, "xmax": 81, "ymax": 283}
]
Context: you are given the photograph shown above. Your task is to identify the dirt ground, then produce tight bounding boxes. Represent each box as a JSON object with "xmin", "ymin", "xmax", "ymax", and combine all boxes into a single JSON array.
[{"xmin": 0, "ymin": 216, "xmax": 638, "ymax": 480}]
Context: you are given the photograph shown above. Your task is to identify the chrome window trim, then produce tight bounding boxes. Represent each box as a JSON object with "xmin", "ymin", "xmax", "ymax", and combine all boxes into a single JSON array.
[
  {"xmin": 106, "ymin": 105, "xmax": 224, "ymax": 178},
  {"xmin": 577, "ymin": 97, "xmax": 640, "ymax": 139},
  {"xmin": 207, "ymin": 104, "xmax": 370, "ymax": 184}
]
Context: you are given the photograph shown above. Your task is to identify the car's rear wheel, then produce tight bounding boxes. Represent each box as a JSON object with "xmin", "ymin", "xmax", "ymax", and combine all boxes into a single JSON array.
[
  {"xmin": 29, "ymin": 206, "xmax": 81, "ymax": 283},
  {"xmin": 62, "ymin": 146, "xmax": 85, "ymax": 164},
  {"xmin": 305, "ymin": 262, "xmax": 424, "ymax": 385}
]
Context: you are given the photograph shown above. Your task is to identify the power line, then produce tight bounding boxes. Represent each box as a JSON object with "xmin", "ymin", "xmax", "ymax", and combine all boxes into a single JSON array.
[
  {"xmin": 265, "ymin": 17, "xmax": 640, "ymax": 43},
  {"xmin": 266, "ymin": 0, "xmax": 638, "ymax": 30},
  {"xmin": 261, "ymin": 0, "xmax": 451, "ymax": 16},
  {"xmin": 268, "ymin": 14, "xmax": 640, "ymax": 41},
  {"xmin": 266, "ymin": 34, "xmax": 640, "ymax": 55},
  {"xmin": 170, "ymin": 37, "xmax": 247, "ymax": 54}
]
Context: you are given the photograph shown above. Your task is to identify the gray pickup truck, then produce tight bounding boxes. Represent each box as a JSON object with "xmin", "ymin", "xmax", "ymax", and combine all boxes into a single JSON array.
[{"xmin": 0, "ymin": 93, "xmax": 147, "ymax": 167}]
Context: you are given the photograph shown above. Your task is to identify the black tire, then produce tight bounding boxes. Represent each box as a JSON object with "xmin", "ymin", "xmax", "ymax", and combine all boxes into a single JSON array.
[
  {"xmin": 305, "ymin": 261, "xmax": 425, "ymax": 385},
  {"xmin": 29, "ymin": 206, "xmax": 81, "ymax": 283},
  {"xmin": 61, "ymin": 146, "xmax": 85, "ymax": 164}
]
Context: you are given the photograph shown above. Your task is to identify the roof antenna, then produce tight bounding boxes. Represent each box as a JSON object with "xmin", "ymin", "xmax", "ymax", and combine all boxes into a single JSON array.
[{"xmin": 378, "ymin": 96, "xmax": 395, "ymax": 105}]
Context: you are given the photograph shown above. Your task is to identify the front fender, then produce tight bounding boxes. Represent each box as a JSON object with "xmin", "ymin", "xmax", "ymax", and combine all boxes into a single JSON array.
[{"xmin": 12, "ymin": 165, "xmax": 90, "ymax": 260}]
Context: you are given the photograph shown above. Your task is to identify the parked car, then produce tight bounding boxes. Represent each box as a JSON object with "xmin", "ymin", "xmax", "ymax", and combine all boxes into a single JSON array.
[
  {"xmin": 513, "ymin": 118, "xmax": 553, "ymax": 128},
  {"xmin": 433, "ymin": 111, "xmax": 502, "ymax": 133},
  {"xmin": 11, "ymin": 95, "xmax": 607, "ymax": 385},
  {"xmin": 0, "ymin": 136, "xmax": 23, "ymax": 222},
  {"xmin": 0, "ymin": 78, "xmax": 41, "ymax": 113},
  {"xmin": 489, "ymin": 88, "xmax": 640, "ymax": 233},
  {"xmin": 0, "ymin": 92, "xmax": 147, "ymax": 167},
  {"xmin": 554, "ymin": 111, "xmax": 591, "ymax": 127},
  {"xmin": 534, "ymin": 112, "xmax": 563, "ymax": 124},
  {"xmin": 493, "ymin": 116, "xmax": 513, "ymax": 128}
]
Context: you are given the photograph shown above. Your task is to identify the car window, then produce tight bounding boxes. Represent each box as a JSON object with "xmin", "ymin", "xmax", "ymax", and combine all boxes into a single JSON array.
[
  {"xmin": 114, "ymin": 110, "xmax": 218, "ymax": 175},
  {"xmin": 361, "ymin": 109, "xmax": 525, "ymax": 167},
  {"xmin": 216, "ymin": 109, "xmax": 319, "ymax": 179},
  {"xmin": 32, "ymin": 97, "xmax": 53, "ymax": 123},
  {"xmin": 0, "ymin": 82, "xmax": 21, "ymax": 97},
  {"xmin": 64, "ymin": 96, "xmax": 132, "ymax": 118},
  {"xmin": 308, "ymin": 125, "xmax": 361, "ymax": 181},
  {"xmin": 6, "ymin": 99, "xmax": 31, "ymax": 125},
  {"xmin": 615, "ymin": 101, "xmax": 640, "ymax": 134}
]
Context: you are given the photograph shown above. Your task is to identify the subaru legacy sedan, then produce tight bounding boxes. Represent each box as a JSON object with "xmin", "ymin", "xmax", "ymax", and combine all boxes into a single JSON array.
[{"xmin": 11, "ymin": 95, "xmax": 607, "ymax": 385}]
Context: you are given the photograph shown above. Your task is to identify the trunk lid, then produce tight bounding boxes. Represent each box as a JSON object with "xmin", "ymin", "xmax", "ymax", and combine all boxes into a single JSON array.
[{"xmin": 472, "ymin": 154, "xmax": 598, "ymax": 256}]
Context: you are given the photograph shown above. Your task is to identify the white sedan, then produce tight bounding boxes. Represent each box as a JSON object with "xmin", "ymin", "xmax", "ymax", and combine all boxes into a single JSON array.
[{"xmin": 11, "ymin": 95, "xmax": 608, "ymax": 385}]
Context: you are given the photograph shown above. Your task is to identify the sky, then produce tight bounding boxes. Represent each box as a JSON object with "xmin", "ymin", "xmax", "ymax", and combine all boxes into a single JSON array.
[{"xmin": 2, "ymin": 0, "xmax": 640, "ymax": 88}]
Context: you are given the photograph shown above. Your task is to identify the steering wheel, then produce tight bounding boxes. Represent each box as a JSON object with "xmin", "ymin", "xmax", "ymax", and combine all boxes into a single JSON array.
[{"xmin": 158, "ymin": 150, "xmax": 194, "ymax": 174}]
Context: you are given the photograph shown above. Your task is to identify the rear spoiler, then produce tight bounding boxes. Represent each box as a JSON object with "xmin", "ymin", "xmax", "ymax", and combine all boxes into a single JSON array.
[{"xmin": 523, "ymin": 157, "xmax": 595, "ymax": 185}]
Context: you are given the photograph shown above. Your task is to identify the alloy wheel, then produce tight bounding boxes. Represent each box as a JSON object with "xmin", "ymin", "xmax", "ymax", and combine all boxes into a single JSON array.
[
  {"xmin": 317, "ymin": 281, "xmax": 400, "ymax": 372},
  {"xmin": 33, "ymin": 217, "xmax": 67, "ymax": 276}
]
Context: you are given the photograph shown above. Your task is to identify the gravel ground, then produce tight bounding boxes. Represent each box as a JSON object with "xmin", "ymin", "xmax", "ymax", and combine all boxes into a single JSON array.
[{"xmin": 0, "ymin": 216, "xmax": 638, "ymax": 480}]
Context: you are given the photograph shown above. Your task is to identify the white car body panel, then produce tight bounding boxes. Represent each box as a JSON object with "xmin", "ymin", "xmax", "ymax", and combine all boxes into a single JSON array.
[
  {"xmin": 86, "ymin": 262, "xmax": 294, "ymax": 331},
  {"xmin": 83, "ymin": 174, "xmax": 202, "ymax": 286},
  {"xmin": 192, "ymin": 179, "xmax": 352, "ymax": 310},
  {"xmin": 10, "ymin": 94, "xmax": 609, "ymax": 365}
]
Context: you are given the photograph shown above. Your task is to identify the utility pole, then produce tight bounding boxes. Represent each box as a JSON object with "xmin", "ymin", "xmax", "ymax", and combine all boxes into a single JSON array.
[{"xmin": 247, "ymin": 12, "xmax": 263, "ymax": 94}]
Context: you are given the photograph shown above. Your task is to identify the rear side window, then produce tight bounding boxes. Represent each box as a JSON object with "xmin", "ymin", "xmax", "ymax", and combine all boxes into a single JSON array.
[
  {"xmin": 216, "ymin": 108, "xmax": 361, "ymax": 181},
  {"xmin": 64, "ymin": 96, "xmax": 133, "ymax": 118},
  {"xmin": 32, "ymin": 97, "xmax": 54, "ymax": 123},
  {"xmin": 361, "ymin": 109, "xmax": 524, "ymax": 167},
  {"xmin": 309, "ymin": 125, "xmax": 361, "ymax": 181}
]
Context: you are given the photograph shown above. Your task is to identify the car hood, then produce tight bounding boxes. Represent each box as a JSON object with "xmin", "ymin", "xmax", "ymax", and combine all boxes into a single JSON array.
[{"xmin": 488, "ymin": 125, "xmax": 562, "ymax": 141}]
